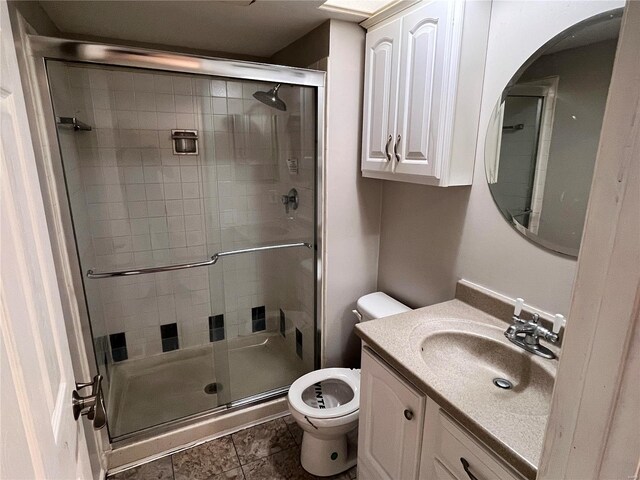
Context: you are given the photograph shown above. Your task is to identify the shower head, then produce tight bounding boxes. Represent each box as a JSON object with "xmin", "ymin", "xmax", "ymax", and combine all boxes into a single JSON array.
[{"xmin": 253, "ymin": 83, "xmax": 287, "ymax": 111}]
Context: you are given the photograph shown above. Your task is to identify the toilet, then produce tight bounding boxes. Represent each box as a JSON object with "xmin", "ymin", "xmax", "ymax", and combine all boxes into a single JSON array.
[{"xmin": 287, "ymin": 292, "xmax": 411, "ymax": 477}]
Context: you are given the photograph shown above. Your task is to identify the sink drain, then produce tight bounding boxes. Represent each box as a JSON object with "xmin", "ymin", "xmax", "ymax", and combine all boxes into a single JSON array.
[
  {"xmin": 204, "ymin": 383, "xmax": 219, "ymax": 395},
  {"xmin": 493, "ymin": 378, "xmax": 513, "ymax": 390}
]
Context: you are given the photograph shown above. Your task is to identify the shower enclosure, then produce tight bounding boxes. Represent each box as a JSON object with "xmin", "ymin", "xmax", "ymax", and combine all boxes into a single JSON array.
[{"xmin": 34, "ymin": 39, "xmax": 323, "ymax": 442}]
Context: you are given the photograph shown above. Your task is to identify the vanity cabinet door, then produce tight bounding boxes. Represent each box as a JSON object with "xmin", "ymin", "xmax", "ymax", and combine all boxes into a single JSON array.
[
  {"xmin": 358, "ymin": 347, "xmax": 426, "ymax": 480},
  {"xmin": 361, "ymin": 17, "xmax": 402, "ymax": 174},
  {"xmin": 395, "ymin": 0, "xmax": 456, "ymax": 179}
]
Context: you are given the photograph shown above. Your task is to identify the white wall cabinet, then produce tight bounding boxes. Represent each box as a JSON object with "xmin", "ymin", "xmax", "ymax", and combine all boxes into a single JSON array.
[
  {"xmin": 361, "ymin": 0, "xmax": 491, "ymax": 186},
  {"xmin": 358, "ymin": 347, "xmax": 525, "ymax": 480}
]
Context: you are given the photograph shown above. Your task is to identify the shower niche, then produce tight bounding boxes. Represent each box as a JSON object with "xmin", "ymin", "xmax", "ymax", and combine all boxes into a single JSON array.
[{"xmin": 46, "ymin": 59, "xmax": 321, "ymax": 440}]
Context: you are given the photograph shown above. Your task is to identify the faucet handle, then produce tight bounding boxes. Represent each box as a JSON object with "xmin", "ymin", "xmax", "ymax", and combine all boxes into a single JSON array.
[
  {"xmin": 531, "ymin": 313, "xmax": 539, "ymax": 324},
  {"xmin": 514, "ymin": 298, "xmax": 524, "ymax": 317},
  {"xmin": 553, "ymin": 314, "xmax": 565, "ymax": 334}
]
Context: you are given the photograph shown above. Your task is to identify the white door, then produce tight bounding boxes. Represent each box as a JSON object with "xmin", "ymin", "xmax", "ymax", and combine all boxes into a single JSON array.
[
  {"xmin": 361, "ymin": 17, "xmax": 402, "ymax": 174},
  {"xmin": 358, "ymin": 348, "xmax": 425, "ymax": 480},
  {"xmin": 395, "ymin": 0, "xmax": 456, "ymax": 179},
  {"xmin": 0, "ymin": 2, "xmax": 93, "ymax": 478}
]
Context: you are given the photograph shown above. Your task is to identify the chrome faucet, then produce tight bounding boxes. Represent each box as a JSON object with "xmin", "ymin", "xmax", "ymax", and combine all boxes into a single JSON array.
[{"xmin": 504, "ymin": 299, "xmax": 560, "ymax": 359}]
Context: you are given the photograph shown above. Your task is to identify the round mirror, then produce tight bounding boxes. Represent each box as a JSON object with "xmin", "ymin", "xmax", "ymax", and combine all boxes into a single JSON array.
[{"xmin": 485, "ymin": 9, "xmax": 622, "ymax": 257}]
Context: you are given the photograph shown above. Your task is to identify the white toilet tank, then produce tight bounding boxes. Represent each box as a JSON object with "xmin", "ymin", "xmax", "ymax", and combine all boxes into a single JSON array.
[{"xmin": 355, "ymin": 292, "xmax": 411, "ymax": 322}]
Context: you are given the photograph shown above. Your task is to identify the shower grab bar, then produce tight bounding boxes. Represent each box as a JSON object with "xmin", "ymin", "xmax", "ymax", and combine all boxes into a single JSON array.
[{"xmin": 86, "ymin": 241, "xmax": 313, "ymax": 279}]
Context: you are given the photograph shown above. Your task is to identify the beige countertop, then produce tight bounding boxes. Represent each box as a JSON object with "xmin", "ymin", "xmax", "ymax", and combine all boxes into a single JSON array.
[{"xmin": 355, "ymin": 299, "xmax": 559, "ymax": 480}]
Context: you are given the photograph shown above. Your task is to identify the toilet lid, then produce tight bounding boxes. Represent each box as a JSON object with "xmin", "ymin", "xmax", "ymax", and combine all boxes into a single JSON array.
[{"xmin": 288, "ymin": 368, "xmax": 360, "ymax": 419}]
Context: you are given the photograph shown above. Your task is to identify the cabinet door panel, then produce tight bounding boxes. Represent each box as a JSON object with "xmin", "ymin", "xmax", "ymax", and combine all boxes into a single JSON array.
[
  {"xmin": 396, "ymin": 0, "xmax": 457, "ymax": 178},
  {"xmin": 358, "ymin": 348, "xmax": 425, "ymax": 480},
  {"xmin": 362, "ymin": 18, "xmax": 401, "ymax": 173}
]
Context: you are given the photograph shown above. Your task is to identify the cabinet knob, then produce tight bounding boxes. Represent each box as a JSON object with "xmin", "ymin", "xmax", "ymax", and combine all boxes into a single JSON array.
[
  {"xmin": 403, "ymin": 409, "xmax": 413, "ymax": 420},
  {"xmin": 385, "ymin": 135, "xmax": 393, "ymax": 161}
]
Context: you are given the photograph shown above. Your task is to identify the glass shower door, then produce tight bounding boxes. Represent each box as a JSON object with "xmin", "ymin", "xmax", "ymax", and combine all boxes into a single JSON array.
[
  {"xmin": 204, "ymin": 78, "xmax": 317, "ymax": 403},
  {"xmin": 47, "ymin": 60, "xmax": 233, "ymax": 439}
]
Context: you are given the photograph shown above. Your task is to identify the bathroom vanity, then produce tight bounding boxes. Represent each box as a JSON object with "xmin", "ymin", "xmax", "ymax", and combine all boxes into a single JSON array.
[{"xmin": 355, "ymin": 295, "xmax": 558, "ymax": 480}]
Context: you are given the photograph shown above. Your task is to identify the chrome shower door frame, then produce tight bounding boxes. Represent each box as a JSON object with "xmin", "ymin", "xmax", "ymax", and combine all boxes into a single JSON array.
[{"xmin": 21, "ymin": 34, "xmax": 326, "ymax": 447}]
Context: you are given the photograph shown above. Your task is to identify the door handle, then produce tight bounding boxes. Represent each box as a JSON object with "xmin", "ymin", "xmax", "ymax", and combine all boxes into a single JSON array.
[
  {"xmin": 72, "ymin": 374, "xmax": 106, "ymax": 430},
  {"xmin": 393, "ymin": 134, "xmax": 401, "ymax": 163},
  {"xmin": 384, "ymin": 134, "xmax": 392, "ymax": 161}
]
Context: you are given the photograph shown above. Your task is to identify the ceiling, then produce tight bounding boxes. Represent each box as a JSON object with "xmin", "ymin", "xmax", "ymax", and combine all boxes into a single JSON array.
[{"xmin": 39, "ymin": 0, "xmax": 370, "ymax": 59}]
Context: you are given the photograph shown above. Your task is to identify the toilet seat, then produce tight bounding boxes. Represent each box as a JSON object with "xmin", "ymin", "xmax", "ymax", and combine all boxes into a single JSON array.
[{"xmin": 288, "ymin": 368, "xmax": 360, "ymax": 419}]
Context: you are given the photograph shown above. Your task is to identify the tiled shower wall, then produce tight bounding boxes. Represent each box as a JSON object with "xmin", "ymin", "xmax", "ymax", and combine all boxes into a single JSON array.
[{"xmin": 49, "ymin": 61, "xmax": 315, "ymax": 368}]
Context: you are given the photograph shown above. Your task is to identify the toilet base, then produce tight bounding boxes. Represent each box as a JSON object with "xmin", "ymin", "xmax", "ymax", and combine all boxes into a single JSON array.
[{"xmin": 300, "ymin": 430, "xmax": 357, "ymax": 477}]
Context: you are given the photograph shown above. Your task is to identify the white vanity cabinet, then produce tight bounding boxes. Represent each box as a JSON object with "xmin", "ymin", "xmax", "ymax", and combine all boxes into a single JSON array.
[
  {"xmin": 358, "ymin": 347, "xmax": 426, "ymax": 480},
  {"xmin": 358, "ymin": 347, "xmax": 526, "ymax": 480},
  {"xmin": 361, "ymin": 0, "xmax": 491, "ymax": 186}
]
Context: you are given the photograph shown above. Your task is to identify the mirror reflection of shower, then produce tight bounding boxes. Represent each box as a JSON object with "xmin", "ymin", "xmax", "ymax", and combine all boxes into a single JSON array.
[{"xmin": 253, "ymin": 83, "xmax": 287, "ymax": 111}]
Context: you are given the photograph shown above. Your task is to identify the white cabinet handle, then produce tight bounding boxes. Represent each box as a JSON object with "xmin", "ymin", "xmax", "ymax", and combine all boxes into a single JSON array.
[{"xmin": 385, "ymin": 134, "xmax": 393, "ymax": 161}]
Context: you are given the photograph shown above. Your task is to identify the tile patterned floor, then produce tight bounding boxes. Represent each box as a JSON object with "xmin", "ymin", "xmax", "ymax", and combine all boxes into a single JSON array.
[{"xmin": 108, "ymin": 416, "xmax": 358, "ymax": 480}]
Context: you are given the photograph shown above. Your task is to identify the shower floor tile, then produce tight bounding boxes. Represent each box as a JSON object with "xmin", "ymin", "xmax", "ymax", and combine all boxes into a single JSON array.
[{"xmin": 107, "ymin": 415, "xmax": 358, "ymax": 480}]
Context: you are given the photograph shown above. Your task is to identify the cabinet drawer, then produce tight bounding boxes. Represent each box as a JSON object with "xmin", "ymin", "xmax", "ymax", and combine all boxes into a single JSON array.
[{"xmin": 434, "ymin": 411, "xmax": 524, "ymax": 480}]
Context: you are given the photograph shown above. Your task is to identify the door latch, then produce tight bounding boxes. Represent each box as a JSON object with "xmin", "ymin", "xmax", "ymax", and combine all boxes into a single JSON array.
[{"xmin": 72, "ymin": 374, "xmax": 106, "ymax": 430}]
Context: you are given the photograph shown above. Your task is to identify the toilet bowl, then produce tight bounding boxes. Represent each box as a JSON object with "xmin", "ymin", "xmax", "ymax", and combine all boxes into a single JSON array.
[{"xmin": 287, "ymin": 292, "xmax": 411, "ymax": 477}]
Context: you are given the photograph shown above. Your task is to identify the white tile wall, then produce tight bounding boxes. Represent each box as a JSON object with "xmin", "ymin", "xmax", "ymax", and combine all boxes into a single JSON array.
[{"xmin": 52, "ymin": 62, "xmax": 315, "ymax": 370}]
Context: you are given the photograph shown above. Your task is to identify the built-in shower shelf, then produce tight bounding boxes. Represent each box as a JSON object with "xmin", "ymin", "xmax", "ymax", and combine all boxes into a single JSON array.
[{"xmin": 56, "ymin": 116, "xmax": 92, "ymax": 131}]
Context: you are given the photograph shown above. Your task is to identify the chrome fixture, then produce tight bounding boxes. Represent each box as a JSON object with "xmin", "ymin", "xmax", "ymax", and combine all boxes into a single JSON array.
[
  {"xmin": 253, "ymin": 83, "xmax": 287, "ymax": 111},
  {"xmin": 281, "ymin": 188, "xmax": 299, "ymax": 214},
  {"xmin": 72, "ymin": 374, "xmax": 106, "ymax": 430},
  {"xmin": 171, "ymin": 129, "xmax": 198, "ymax": 155},
  {"xmin": 280, "ymin": 188, "xmax": 300, "ymax": 214},
  {"xmin": 492, "ymin": 378, "xmax": 513, "ymax": 390},
  {"xmin": 393, "ymin": 134, "xmax": 401, "ymax": 163},
  {"xmin": 502, "ymin": 123, "xmax": 524, "ymax": 131},
  {"xmin": 86, "ymin": 241, "xmax": 313, "ymax": 278},
  {"xmin": 504, "ymin": 298, "xmax": 559, "ymax": 359},
  {"xmin": 56, "ymin": 116, "xmax": 92, "ymax": 131},
  {"xmin": 384, "ymin": 134, "xmax": 392, "ymax": 161}
]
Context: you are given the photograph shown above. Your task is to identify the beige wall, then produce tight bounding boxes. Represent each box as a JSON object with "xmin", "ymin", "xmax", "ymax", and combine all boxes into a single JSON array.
[
  {"xmin": 323, "ymin": 20, "xmax": 382, "ymax": 367},
  {"xmin": 377, "ymin": 1, "xmax": 623, "ymax": 317},
  {"xmin": 271, "ymin": 21, "xmax": 331, "ymax": 68}
]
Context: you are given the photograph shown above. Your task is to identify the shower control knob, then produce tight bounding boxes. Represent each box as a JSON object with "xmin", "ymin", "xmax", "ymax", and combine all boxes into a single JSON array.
[{"xmin": 404, "ymin": 409, "xmax": 413, "ymax": 420}]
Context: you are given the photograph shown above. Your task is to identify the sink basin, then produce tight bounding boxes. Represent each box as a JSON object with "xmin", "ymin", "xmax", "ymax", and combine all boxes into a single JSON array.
[{"xmin": 414, "ymin": 319, "xmax": 556, "ymax": 416}]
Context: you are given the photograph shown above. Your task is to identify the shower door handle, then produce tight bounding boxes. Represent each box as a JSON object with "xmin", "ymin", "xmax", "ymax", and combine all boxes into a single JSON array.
[{"xmin": 72, "ymin": 374, "xmax": 106, "ymax": 430}]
